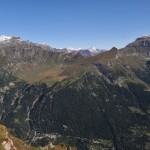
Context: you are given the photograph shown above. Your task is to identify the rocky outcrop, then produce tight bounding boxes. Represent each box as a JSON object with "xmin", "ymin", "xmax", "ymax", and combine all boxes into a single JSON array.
[{"xmin": 121, "ymin": 35, "xmax": 150, "ymax": 57}]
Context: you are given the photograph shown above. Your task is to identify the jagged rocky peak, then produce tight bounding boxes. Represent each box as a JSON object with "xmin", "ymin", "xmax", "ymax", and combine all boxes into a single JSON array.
[
  {"xmin": 110, "ymin": 47, "xmax": 118, "ymax": 51},
  {"xmin": 89, "ymin": 46, "xmax": 99, "ymax": 52},
  {"xmin": 121, "ymin": 35, "xmax": 150, "ymax": 57},
  {"xmin": 123, "ymin": 35, "xmax": 150, "ymax": 48},
  {"xmin": 0, "ymin": 35, "xmax": 24, "ymax": 47},
  {"xmin": 136, "ymin": 35, "xmax": 150, "ymax": 41},
  {"xmin": 0, "ymin": 35, "xmax": 12, "ymax": 42},
  {"xmin": 133, "ymin": 35, "xmax": 150, "ymax": 48},
  {"xmin": 0, "ymin": 35, "xmax": 22, "ymax": 42},
  {"xmin": 0, "ymin": 35, "xmax": 53, "ymax": 51},
  {"xmin": 11, "ymin": 36, "xmax": 22, "ymax": 41}
]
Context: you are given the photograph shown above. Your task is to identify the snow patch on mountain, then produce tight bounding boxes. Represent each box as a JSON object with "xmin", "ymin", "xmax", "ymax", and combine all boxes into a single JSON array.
[
  {"xmin": 65, "ymin": 47, "xmax": 105, "ymax": 56},
  {"xmin": 0, "ymin": 36, "xmax": 12, "ymax": 42},
  {"xmin": 141, "ymin": 35, "xmax": 150, "ymax": 38},
  {"xmin": 89, "ymin": 47, "xmax": 98, "ymax": 52},
  {"xmin": 67, "ymin": 47, "xmax": 82, "ymax": 52},
  {"xmin": 0, "ymin": 35, "xmax": 105, "ymax": 56}
]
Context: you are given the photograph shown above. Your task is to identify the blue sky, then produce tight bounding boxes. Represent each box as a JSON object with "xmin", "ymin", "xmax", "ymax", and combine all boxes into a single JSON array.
[{"xmin": 0, "ymin": 0, "xmax": 150, "ymax": 49}]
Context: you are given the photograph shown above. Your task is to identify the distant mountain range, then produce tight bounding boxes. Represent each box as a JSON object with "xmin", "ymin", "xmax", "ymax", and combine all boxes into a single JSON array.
[
  {"xmin": 0, "ymin": 35, "xmax": 105, "ymax": 57},
  {"xmin": 0, "ymin": 34, "xmax": 150, "ymax": 150}
]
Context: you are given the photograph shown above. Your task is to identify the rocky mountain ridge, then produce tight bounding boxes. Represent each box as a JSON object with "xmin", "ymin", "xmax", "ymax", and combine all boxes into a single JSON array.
[
  {"xmin": 0, "ymin": 35, "xmax": 150, "ymax": 150},
  {"xmin": 121, "ymin": 35, "xmax": 150, "ymax": 57}
]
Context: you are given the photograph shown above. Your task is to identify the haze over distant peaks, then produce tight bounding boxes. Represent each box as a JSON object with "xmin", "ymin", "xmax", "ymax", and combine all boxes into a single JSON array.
[{"xmin": 0, "ymin": 35, "xmax": 105, "ymax": 56}]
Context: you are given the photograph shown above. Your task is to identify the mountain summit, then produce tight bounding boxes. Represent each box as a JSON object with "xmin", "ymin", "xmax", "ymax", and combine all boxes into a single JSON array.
[
  {"xmin": 137, "ymin": 35, "xmax": 150, "ymax": 40},
  {"xmin": 0, "ymin": 35, "xmax": 12, "ymax": 41},
  {"xmin": 0, "ymin": 35, "xmax": 150, "ymax": 150},
  {"xmin": 121, "ymin": 35, "xmax": 150, "ymax": 57}
]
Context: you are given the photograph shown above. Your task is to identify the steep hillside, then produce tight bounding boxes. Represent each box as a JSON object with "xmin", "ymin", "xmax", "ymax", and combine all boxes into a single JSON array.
[
  {"xmin": 0, "ymin": 124, "xmax": 77, "ymax": 150},
  {"xmin": 0, "ymin": 124, "xmax": 37, "ymax": 150},
  {"xmin": 0, "ymin": 36, "xmax": 150, "ymax": 150}
]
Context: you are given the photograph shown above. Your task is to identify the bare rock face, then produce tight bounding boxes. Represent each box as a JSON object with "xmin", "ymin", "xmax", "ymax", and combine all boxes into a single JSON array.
[
  {"xmin": 134, "ymin": 35, "xmax": 150, "ymax": 50},
  {"xmin": 0, "ymin": 36, "xmax": 53, "ymax": 63},
  {"xmin": 0, "ymin": 36, "xmax": 76, "ymax": 72},
  {"xmin": 121, "ymin": 35, "xmax": 150, "ymax": 57}
]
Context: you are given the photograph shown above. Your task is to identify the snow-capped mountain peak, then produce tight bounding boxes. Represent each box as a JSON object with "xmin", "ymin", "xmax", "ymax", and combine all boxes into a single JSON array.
[
  {"xmin": 89, "ymin": 47, "xmax": 97, "ymax": 51},
  {"xmin": 64, "ymin": 47, "xmax": 105, "ymax": 57},
  {"xmin": 141, "ymin": 35, "xmax": 150, "ymax": 38},
  {"xmin": 0, "ymin": 35, "xmax": 105, "ymax": 57},
  {"xmin": 67, "ymin": 47, "xmax": 82, "ymax": 52},
  {"xmin": 0, "ymin": 35, "xmax": 23, "ymax": 43},
  {"xmin": 0, "ymin": 35, "xmax": 12, "ymax": 42},
  {"xmin": 89, "ymin": 47, "xmax": 99, "ymax": 52}
]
